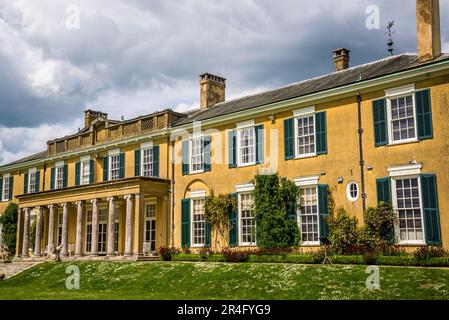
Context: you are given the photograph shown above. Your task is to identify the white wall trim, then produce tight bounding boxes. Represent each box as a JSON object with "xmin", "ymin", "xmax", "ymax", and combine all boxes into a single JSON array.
[
  {"xmin": 294, "ymin": 175, "xmax": 320, "ymax": 187},
  {"xmin": 108, "ymin": 148, "xmax": 120, "ymax": 156},
  {"xmin": 384, "ymin": 84, "xmax": 415, "ymax": 98},
  {"xmin": 55, "ymin": 161, "xmax": 65, "ymax": 167},
  {"xmin": 293, "ymin": 106, "xmax": 315, "ymax": 117},
  {"xmin": 140, "ymin": 141, "xmax": 153, "ymax": 149},
  {"xmin": 236, "ymin": 183, "xmax": 255, "ymax": 193},
  {"xmin": 189, "ymin": 190, "xmax": 207, "ymax": 199},
  {"xmin": 80, "ymin": 155, "xmax": 91, "ymax": 162},
  {"xmin": 28, "ymin": 167, "xmax": 37, "ymax": 173},
  {"xmin": 388, "ymin": 164, "xmax": 422, "ymax": 177},
  {"xmin": 2, "ymin": 173, "xmax": 10, "ymax": 178},
  {"xmin": 236, "ymin": 120, "xmax": 255, "ymax": 129}
]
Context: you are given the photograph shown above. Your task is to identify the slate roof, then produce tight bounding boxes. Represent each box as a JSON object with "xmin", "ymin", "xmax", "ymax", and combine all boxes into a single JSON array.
[
  {"xmin": 1, "ymin": 150, "xmax": 47, "ymax": 167},
  {"xmin": 174, "ymin": 53, "xmax": 449, "ymax": 126}
]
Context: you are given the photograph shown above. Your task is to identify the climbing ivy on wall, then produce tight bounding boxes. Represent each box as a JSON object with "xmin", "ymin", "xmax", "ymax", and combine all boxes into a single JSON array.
[{"xmin": 254, "ymin": 173, "xmax": 301, "ymax": 249}]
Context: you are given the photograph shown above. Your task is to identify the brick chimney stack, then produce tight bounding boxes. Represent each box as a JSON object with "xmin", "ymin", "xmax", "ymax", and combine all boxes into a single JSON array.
[
  {"xmin": 416, "ymin": 0, "xmax": 442, "ymax": 63},
  {"xmin": 333, "ymin": 48, "xmax": 350, "ymax": 72},
  {"xmin": 84, "ymin": 110, "xmax": 108, "ymax": 127},
  {"xmin": 200, "ymin": 73, "xmax": 226, "ymax": 109}
]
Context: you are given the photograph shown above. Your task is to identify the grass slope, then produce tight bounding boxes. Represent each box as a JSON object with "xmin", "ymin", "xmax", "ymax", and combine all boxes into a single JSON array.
[{"xmin": 1, "ymin": 262, "xmax": 449, "ymax": 300}]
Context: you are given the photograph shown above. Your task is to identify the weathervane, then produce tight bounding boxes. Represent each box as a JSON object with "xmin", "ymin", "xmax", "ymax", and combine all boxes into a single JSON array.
[{"xmin": 386, "ymin": 20, "xmax": 395, "ymax": 56}]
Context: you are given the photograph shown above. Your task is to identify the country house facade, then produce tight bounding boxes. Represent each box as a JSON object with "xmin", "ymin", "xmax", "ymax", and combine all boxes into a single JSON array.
[{"xmin": 1, "ymin": 0, "xmax": 448, "ymax": 260}]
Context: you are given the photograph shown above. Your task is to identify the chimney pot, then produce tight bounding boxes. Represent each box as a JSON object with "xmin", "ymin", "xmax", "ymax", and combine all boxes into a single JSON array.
[
  {"xmin": 416, "ymin": 0, "xmax": 442, "ymax": 63},
  {"xmin": 199, "ymin": 73, "xmax": 226, "ymax": 109},
  {"xmin": 333, "ymin": 48, "xmax": 350, "ymax": 71}
]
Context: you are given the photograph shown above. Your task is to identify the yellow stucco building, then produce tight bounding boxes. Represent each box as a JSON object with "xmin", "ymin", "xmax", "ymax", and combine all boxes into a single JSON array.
[{"xmin": 1, "ymin": 0, "xmax": 448, "ymax": 260}]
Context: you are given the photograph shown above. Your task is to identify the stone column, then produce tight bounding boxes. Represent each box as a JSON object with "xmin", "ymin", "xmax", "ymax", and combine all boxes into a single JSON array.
[
  {"xmin": 21, "ymin": 208, "xmax": 30, "ymax": 257},
  {"xmin": 47, "ymin": 205, "xmax": 56, "ymax": 254},
  {"xmin": 135, "ymin": 194, "xmax": 145, "ymax": 258},
  {"xmin": 124, "ymin": 195, "xmax": 134, "ymax": 256},
  {"xmin": 34, "ymin": 206, "xmax": 43, "ymax": 257},
  {"xmin": 15, "ymin": 208, "xmax": 23, "ymax": 258},
  {"xmin": 60, "ymin": 203, "xmax": 69, "ymax": 257},
  {"xmin": 90, "ymin": 199, "xmax": 99, "ymax": 256},
  {"xmin": 75, "ymin": 201, "xmax": 85, "ymax": 257},
  {"xmin": 106, "ymin": 197, "xmax": 116, "ymax": 257}
]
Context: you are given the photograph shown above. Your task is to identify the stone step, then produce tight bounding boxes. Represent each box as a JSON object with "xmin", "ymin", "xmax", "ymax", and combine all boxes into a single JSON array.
[{"xmin": 0, "ymin": 262, "xmax": 42, "ymax": 279}]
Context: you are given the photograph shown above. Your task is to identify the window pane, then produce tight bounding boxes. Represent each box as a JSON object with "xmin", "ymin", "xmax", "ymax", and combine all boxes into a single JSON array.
[
  {"xmin": 396, "ymin": 178, "xmax": 423, "ymax": 242},
  {"xmin": 239, "ymin": 128, "xmax": 255, "ymax": 165},
  {"xmin": 142, "ymin": 148, "xmax": 153, "ymax": 177},
  {"xmin": 299, "ymin": 187, "xmax": 319, "ymax": 244},
  {"xmin": 297, "ymin": 115, "xmax": 315, "ymax": 156},
  {"xmin": 191, "ymin": 138, "xmax": 204, "ymax": 172},
  {"xmin": 390, "ymin": 95, "xmax": 416, "ymax": 142},
  {"xmin": 192, "ymin": 199, "xmax": 206, "ymax": 246},
  {"xmin": 240, "ymin": 193, "xmax": 256, "ymax": 245}
]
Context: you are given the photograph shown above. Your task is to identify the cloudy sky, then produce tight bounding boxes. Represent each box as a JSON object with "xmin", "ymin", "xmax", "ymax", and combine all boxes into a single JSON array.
[{"xmin": 0, "ymin": 0, "xmax": 448, "ymax": 165}]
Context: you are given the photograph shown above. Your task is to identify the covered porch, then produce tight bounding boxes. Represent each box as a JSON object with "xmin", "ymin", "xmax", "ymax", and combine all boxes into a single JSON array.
[{"xmin": 14, "ymin": 177, "xmax": 171, "ymax": 261}]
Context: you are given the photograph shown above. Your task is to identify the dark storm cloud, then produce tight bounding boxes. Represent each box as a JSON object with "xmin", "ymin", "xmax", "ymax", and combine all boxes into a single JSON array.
[{"xmin": 0, "ymin": 0, "xmax": 447, "ymax": 164}]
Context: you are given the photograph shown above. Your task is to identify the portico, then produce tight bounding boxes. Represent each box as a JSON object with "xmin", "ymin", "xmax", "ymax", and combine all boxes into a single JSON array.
[{"xmin": 14, "ymin": 177, "xmax": 170, "ymax": 261}]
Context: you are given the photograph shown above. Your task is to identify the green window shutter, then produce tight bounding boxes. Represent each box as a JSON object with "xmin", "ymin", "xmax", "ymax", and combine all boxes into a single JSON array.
[
  {"xmin": 134, "ymin": 149, "xmax": 141, "ymax": 177},
  {"xmin": 8, "ymin": 177, "xmax": 13, "ymax": 200},
  {"xmin": 0, "ymin": 178, "xmax": 3, "ymax": 201},
  {"xmin": 153, "ymin": 146, "xmax": 159, "ymax": 178},
  {"xmin": 229, "ymin": 193, "xmax": 238, "ymax": 247},
  {"xmin": 315, "ymin": 112, "xmax": 327, "ymax": 155},
  {"xmin": 205, "ymin": 221, "xmax": 211, "ymax": 247},
  {"xmin": 103, "ymin": 157, "xmax": 109, "ymax": 182},
  {"xmin": 63, "ymin": 165, "xmax": 68, "ymax": 188},
  {"xmin": 416, "ymin": 89, "xmax": 433, "ymax": 140},
  {"xmin": 24, "ymin": 173, "xmax": 29, "ymax": 194},
  {"xmin": 376, "ymin": 178, "xmax": 392, "ymax": 204},
  {"xmin": 35, "ymin": 171, "xmax": 40, "ymax": 192},
  {"xmin": 119, "ymin": 153, "xmax": 125, "ymax": 179},
  {"xmin": 421, "ymin": 174, "xmax": 441, "ymax": 245},
  {"xmin": 255, "ymin": 125, "xmax": 264, "ymax": 164},
  {"xmin": 372, "ymin": 98, "xmax": 388, "ymax": 147},
  {"xmin": 50, "ymin": 167, "xmax": 55, "ymax": 190},
  {"xmin": 181, "ymin": 199, "xmax": 191, "ymax": 247},
  {"xmin": 284, "ymin": 118, "xmax": 295, "ymax": 160},
  {"xmin": 318, "ymin": 185, "xmax": 329, "ymax": 241},
  {"xmin": 204, "ymin": 136, "xmax": 212, "ymax": 172},
  {"xmin": 89, "ymin": 160, "xmax": 94, "ymax": 184},
  {"xmin": 75, "ymin": 162, "xmax": 81, "ymax": 186},
  {"xmin": 228, "ymin": 131, "xmax": 237, "ymax": 168},
  {"xmin": 182, "ymin": 141, "xmax": 190, "ymax": 176}
]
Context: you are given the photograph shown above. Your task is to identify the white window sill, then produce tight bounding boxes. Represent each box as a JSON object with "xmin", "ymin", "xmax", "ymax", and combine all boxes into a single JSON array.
[
  {"xmin": 398, "ymin": 241, "xmax": 426, "ymax": 246},
  {"xmin": 189, "ymin": 170, "xmax": 205, "ymax": 175},
  {"xmin": 301, "ymin": 242, "xmax": 321, "ymax": 247},
  {"xmin": 191, "ymin": 244, "xmax": 206, "ymax": 248},
  {"xmin": 239, "ymin": 244, "xmax": 257, "ymax": 247},
  {"xmin": 387, "ymin": 139, "xmax": 419, "ymax": 147},
  {"xmin": 295, "ymin": 153, "xmax": 317, "ymax": 160},
  {"xmin": 237, "ymin": 162, "xmax": 257, "ymax": 168}
]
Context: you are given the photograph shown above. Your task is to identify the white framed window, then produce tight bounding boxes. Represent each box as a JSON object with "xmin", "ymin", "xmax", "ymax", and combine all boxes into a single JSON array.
[
  {"xmin": 237, "ymin": 126, "xmax": 256, "ymax": 167},
  {"xmin": 55, "ymin": 165, "xmax": 64, "ymax": 189},
  {"xmin": 85, "ymin": 210, "xmax": 93, "ymax": 253},
  {"xmin": 392, "ymin": 176, "xmax": 425, "ymax": 245},
  {"xmin": 2, "ymin": 174, "xmax": 11, "ymax": 201},
  {"xmin": 57, "ymin": 211, "xmax": 63, "ymax": 246},
  {"xmin": 28, "ymin": 169, "xmax": 36, "ymax": 193},
  {"xmin": 98, "ymin": 209, "xmax": 107, "ymax": 254},
  {"xmin": 142, "ymin": 147, "xmax": 154, "ymax": 177},
  {"xmin": 239, "ymin": 193, "xmax": 256, "ymax": 246},
  {"xmin": 81, "ymin": 159, "xmax": 91, "ymax": 185},
  {"xmin": 295, "ymin": 114, "xmax": 316, "ymax": 157},
  {"xmin": 386, "ymin": 84, "xmax": 418, "ymax": 145},
  {"xmin": 110, "ymin": 154, "xmax": 120, "ymax": 181},
  {"xmin": 299, "ymin": 186, "xmax": 320, "ymax": 245},
  {"xmin": 191, "ymin": 198, "xmax": 206, "ymax": 247},
  {"xmin": 145, "ymin": 203, "xmax": 157, "ymax": 252},
  {"xmin": 190, "ymin": 137, "xmax": 204, "ymax": 173},
  {"xmin": 346, "ymin": 182, "xmax": 359, "ymax": 202}
]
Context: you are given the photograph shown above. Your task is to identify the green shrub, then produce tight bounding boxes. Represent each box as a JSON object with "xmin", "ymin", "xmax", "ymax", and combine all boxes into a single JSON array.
[
  {"xmin": 375, "ymin": 256, "xmax": 416, "ymax": 266},
  {"xmin": 427, "ymin": 257, "xmax": 449, "ymax": 267},
  {"xmin": 172, "ymin": 254, "xmax": 204, "ymax": 262},
  {"xmin": 327, "ymin": 209, "xmax": 359, "ymax": 255},
  {"xmin": 248, "ymin": 255, "xmax": 285, "ymax": 263},
  {"xmin": 365, "ymin": 202, "xmax": 396, "ymax": 244},
  {"xmin": 221, "ymin": 249, "xmax": 251, "ymax": 262},
  {"xmin": 284, "ymin": 255, "xmax": 315, "ymax": 264},
  {"xmin": 207, "ymin": 254, "xmax": 225, "ymax": 262},
  {"xmin": 332, "ymin": 255, "xmax": 364, "ymax": 265},
  {"xmin": 413, "ymin": 246, "xmax": 446, "ymax": 265}
]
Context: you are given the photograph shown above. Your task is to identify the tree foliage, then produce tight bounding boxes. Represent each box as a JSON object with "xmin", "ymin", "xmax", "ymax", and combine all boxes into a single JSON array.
[
  {"xmin": 0, "ymin": 202, "xmax": 18, "ymax": 255},
  {"xmin": 205, "ymin": 191, "xmax": 237, "ymax": 248},
  {"xmin": 254, "ymin": 173, "xmax": 300, "ymax": 249}
]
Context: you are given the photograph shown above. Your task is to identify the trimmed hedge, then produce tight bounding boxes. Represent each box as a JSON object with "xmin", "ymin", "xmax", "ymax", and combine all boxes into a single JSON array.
[{"xmin": 170, "ymin": 253, "xmax": 449, "ymax": 267}]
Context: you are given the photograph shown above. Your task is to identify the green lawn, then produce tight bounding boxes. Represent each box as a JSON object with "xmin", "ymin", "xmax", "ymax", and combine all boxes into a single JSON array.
[{"xmin": 1, "ymin": 262, "xmax": 449, "ymax": 300}]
